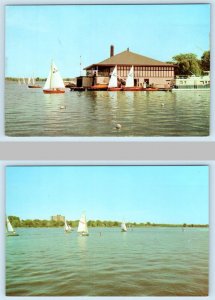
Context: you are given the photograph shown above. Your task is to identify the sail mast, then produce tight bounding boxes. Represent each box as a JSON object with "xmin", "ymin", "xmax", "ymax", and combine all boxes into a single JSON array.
[{"xmin": 50, "ymin": 62, "xmax": 53, "ymax": 89}]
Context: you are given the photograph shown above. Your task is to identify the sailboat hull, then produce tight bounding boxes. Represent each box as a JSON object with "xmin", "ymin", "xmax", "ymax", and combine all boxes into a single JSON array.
[
  {"xmin": 123, "ymin": 87, "xmax": 143, "ymax": 91},
  {"xmin": 108, "ymin": 87, "xmax": 122, "ymax": 91},
  {"xmin": 142, "ymin": 87, "xmax": 159, "ymax": 91},
  {"xmin": 43, "ymin": 89, "xmax": 65, "ymax": 94},
  {"xmin": 87, "ymin": 85, "xmax": 108, "ymax": 91},
  {"xmin": 6, "ymin": 232, "xmax": 19, "ymax": 236},
  {"xmin": 28, "ymin": 85, "xmax": 41, "ymax": 88}
]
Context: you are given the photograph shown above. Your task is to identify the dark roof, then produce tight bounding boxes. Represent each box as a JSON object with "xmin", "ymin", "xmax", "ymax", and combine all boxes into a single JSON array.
[{"xmin": 85, "ymin": 50, "xmax": 174, "ymax": 69}]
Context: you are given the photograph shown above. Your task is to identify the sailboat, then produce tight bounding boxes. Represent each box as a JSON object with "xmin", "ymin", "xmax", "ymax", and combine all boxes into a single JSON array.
[
  {"xmin": 123, "ymin": 66, "xmax": 143, "ymax": 91},
  {"xmin": 28, "ymin": 76, "xmax": 41, "ymax": 88},
  {"xmin": 6, "ymin": 217, "xmax": 19, "ymax": 236},
  {"xmin": 77, "ymin": 212, "xmax": 89, "ymax": 236},
  {"xmin": 121, "ymin": 221, "xmax": 127, "ymax": 232},
  {"xmin": 64, "ymin": 220, "xmax": 72, "ymax": 233},
  {"xmin": 108, "ymin": 66, "xmax": 122, "ymax": 91},
  {"xmin": 43, "ymin": 62, "xmax": 65, "ymax": 94}
]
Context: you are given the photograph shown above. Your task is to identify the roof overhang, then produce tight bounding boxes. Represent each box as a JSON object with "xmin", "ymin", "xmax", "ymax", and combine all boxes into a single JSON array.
[{"xmin": 84, "ymin": 63, "xmax": 176, "ymax": 70}]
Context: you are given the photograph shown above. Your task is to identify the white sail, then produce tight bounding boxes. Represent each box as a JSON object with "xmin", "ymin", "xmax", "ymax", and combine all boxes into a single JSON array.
[
  {"xmin": 43, "ymin": 62, "xmax": 65, "ymax": 90},
  {"xmin": 43, "ymin": 71, "xmax": 51, "ymax": 90},
  {"xmin": 22, "ymin": 78, "xmax": 26, "ymax": 84},
  {"xmin": 121, "ymin": 222, "xmax": 127, "ymax": 232},
  {"xmin": 64, "ymin": 220, "xmax": 69, "ymax": 231},
  {"xmin": 125, "ymin": 66, "xmax": 134, "ymax": 87},
  {"xmin": 6, "ymin": 217, "xmax": 14, "ymax": 232},
  {"xmin": 77, "ymin": 213, "xmax": 88, "ymax": 233},
  {"xmin": 108, "ymin": 66, "xmax": 118, "ymax": 88},
  {"xmin": 28, "ymin": 78, "xmax": 31, "ymax": 85}
]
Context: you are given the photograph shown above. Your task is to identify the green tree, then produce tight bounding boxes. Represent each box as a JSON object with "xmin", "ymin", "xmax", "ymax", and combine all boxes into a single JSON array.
[
  {"xmin": 172, "ymin": 53, "xmax": 201, "ymax": 76},
  {"xmin": 8, "ymin": 216, "xmax": 21, "ymax": 227},
  {"xmin": 201, "ymin": 51, "xmax": 210, "ymax": 71}
]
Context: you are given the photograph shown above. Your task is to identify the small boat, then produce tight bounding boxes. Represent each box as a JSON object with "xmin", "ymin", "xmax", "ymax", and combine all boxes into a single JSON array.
[
  {"xmin": 123, "ymin": 66, "xmax": 143, "ymax": 91},
  {"xmin": 121, "ymin": 221, "xmax": 127, "ymax": 232},
  {"xmin": 43, "ymin": 62, "xmax": 65, "ymax": 94},
  {"xmin": 70, "ymin": 87, "xmax": 85, "ymax": 92},
  {"xmin": 77, "ymin": 212, "xmax": 89, "ymax": 236},
  {"xmin": 6, "ymin": 217, "xmax": 19, "ymax": 236},
  {"xmin": 107, "ymin": 66, "xmax": 122, "ymax": 91},
  {"xmin": 64, "ymin": 219, "xmax": 72, "ymax": 233},
  {"xmin": 87, "ymin": 84, "xmax": 108, "ymax": 91},
  {"xmin": 28, "ymin": 77, "xmax": 41, "ymax": 88}
]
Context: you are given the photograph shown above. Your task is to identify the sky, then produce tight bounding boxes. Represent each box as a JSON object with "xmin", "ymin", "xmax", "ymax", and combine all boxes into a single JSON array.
[
  {"xmin": 6, "ymin": 165, "xmax": 209, "ymax": 224},
  {"xmin": 5, "ymin": 4, "xmax": 210, "ymax": 78}
]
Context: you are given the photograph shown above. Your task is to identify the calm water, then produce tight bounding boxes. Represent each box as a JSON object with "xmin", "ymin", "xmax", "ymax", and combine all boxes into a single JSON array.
[
  {"xmin": 5, "ymin": 81, "xmax": 210, "ymax": 136},
  {"xmin": 6, "ymin": 227, "xmax": 208, "ymax": 296}
]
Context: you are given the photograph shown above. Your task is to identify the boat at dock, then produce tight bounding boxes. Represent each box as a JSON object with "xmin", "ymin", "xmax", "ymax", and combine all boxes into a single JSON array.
[
  {"xmin": 107, "ymin": 66, "xmax": 122, "ymax": 91},
  {"xmin": 173, "ymin": 73, "xmax": 210, "ymax": 90},
  {"xmin": 77, "ymin": 212, "xmax": 89, "ymax": 236},
  {"xmin": 70, "ymin": 87, "xmax": 86, "ymax": 92},
  {"xmin": 6, "ymin": 217, "xmax": 19, "ymax": 236},
  {"xmin": 87, "ymin": 84, "xmax": 108, "ymax": 91},
  {"xmin": 43, "ymin": 62, "xmax": 65, "ymax": 94},
  {"xmin": 123, "ymin": 66, "xmax": 143, "ymax": 91}
]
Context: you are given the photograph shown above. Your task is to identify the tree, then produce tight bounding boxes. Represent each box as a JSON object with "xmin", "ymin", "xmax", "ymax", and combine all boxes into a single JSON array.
[
  {"xmin": 8, "ymin": 216, "xmax": 21, "ymax": 227},
  {"xmin": 201, "ymin": 51, "xmax": 210, "ymax": 71},
  {"xmin": 172, "ymin": 53, "xmax": 201, "ymax": 76}
]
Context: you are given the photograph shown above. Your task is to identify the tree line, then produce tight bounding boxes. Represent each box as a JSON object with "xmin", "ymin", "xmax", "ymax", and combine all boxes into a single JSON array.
[{"xmin": 8, "ymin": 216, "xmax": 208, "ymax": 228}]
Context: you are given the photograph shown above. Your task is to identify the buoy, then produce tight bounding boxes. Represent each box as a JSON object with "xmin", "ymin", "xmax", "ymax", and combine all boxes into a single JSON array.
[
  {"xmin": 161, "ymin": 103, "xmax": 164, "ymax": 107},
  {"xmin": 116, "ymin": 123, "xmax": 122, "ymax": 129},
  {"xmin": 60, "ymin": 105, "xmax": 66, "ymax": 109}
]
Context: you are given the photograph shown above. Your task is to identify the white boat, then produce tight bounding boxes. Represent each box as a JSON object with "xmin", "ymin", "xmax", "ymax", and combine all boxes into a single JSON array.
[
  {"xmin": 121, "ymin": 221, "xmax": 127, "ymax": 232},
  {"xmin": 123, "ymin": 66, "xmax": 142, "ymax": 91},
  {"xmin": 77, "ymin": 212, "xmax": 89, "ymax": 236},
  {"xmin": 43, "ymin": 62, "xmax": 65, "ymax": 94},
  {"xmin": 64, "ymin": 220, "xmax": 72, "ymax": 233},
  {"xmin": 173, "ymin": 72, "xmax": 210, "ymax": 90},
  {"xmin": 6, "ymin": 217, "xmax": 19, "ymax": 236},
  {"xmin": 108, "ymin": 65, "xmax": 122, "ymax": 91}
]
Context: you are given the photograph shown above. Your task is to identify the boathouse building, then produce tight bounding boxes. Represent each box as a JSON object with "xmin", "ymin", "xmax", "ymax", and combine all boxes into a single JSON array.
[{"xmin": 79, "ymin": 46, "xmax": 175, "ymax": 88}]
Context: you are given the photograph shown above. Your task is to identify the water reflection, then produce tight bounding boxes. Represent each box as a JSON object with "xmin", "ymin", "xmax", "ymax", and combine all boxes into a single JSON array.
[
  {"xmin": 77, "ymin": 235, "xmax": 88, "ymax": 257},
  {"xmin": 5, "ymin": 82, "xmax": 210, "ymax": 136}
]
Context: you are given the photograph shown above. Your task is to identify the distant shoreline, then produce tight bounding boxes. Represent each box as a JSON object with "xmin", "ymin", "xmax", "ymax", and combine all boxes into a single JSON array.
[{"xmin": 8, "ymin": 216, "xmax": 208, "ymax": 229}]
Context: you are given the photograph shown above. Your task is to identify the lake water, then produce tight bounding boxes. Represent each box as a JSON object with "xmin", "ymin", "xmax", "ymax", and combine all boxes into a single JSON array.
[
  {"xmin": 5, "ymin": 81, "xmax": 210, "ymax": 137},
  {"xmin": 6, "ymin": 227, "xmax": 208, "ymax": 296}
]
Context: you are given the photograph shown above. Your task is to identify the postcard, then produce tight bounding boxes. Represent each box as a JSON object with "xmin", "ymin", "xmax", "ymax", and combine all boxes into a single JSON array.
[
  {"xmin": 4, "ymin": 4, "xmax": 210, "ymax": 137},
  {"xmin": 6, "ymin": 165, "xmax": 209, "ymax": 296}
]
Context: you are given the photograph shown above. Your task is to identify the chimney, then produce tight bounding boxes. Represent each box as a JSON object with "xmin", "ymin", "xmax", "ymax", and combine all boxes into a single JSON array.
[{"xmin": 110, "ymin": 45, "xmax": 114, "ymax": 57}]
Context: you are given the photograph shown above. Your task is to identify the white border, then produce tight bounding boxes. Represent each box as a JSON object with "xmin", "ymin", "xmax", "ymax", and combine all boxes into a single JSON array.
[
  {"xmin": 0, "ymin": 0, "xmax": 214, "ymax": 142},
  {"xmin": 0, "ymin": 160, "xmax": 214, "ymax": 300}
]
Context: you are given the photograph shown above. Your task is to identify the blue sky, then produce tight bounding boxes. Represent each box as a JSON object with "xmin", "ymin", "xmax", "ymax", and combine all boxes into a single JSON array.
[
  {"xmin": 5, "ymin": 4, "xmax": 210, "ymax": 78},
  {"xmin": 6, "ymin": 166, "xmax": 209, "ymax": 224}
]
